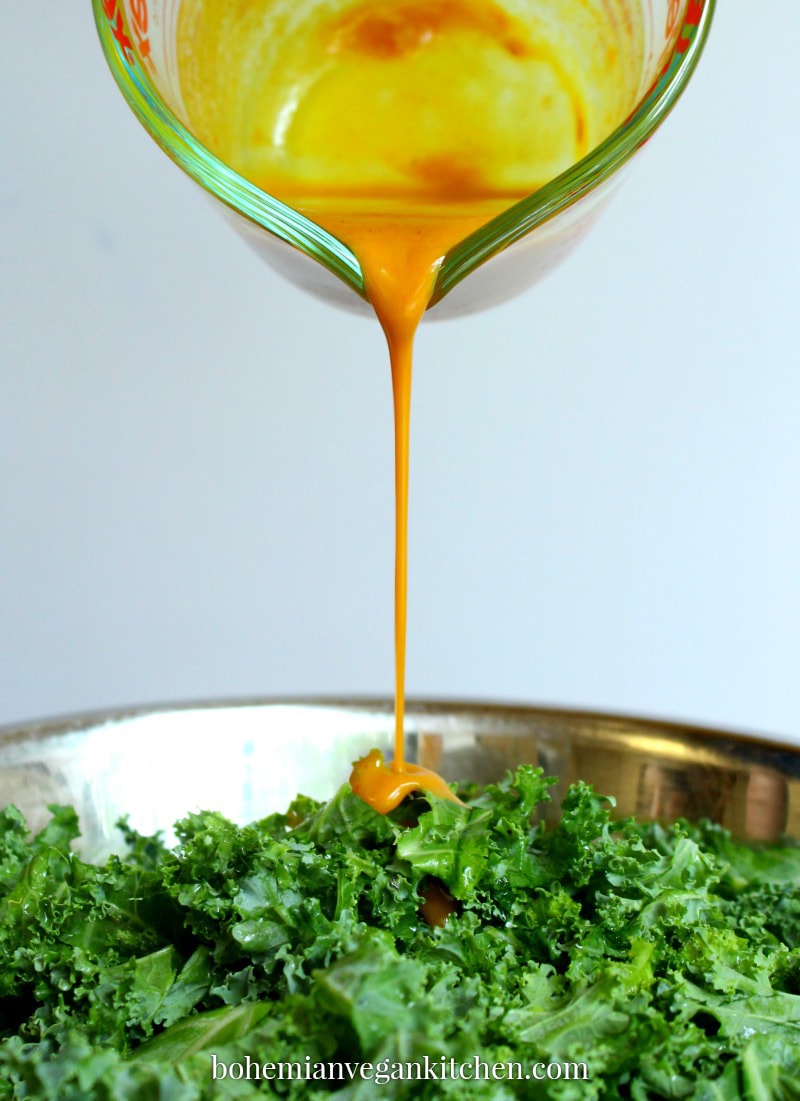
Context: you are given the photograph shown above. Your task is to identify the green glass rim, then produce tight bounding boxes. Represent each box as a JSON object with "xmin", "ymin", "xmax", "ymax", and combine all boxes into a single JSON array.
[{"xmin": 92, "ymin": 0, "xmax": 715, "ymax": 306}]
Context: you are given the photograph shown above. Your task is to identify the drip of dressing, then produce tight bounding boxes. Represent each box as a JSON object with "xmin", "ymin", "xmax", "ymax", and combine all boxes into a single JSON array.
[
  {"xmin": 419, "ymin": 880, "xmax": 458, "ymax": 928},
  {"xmin": 309, "ymin": 212, "xmax": 489, "ymax": 808}
]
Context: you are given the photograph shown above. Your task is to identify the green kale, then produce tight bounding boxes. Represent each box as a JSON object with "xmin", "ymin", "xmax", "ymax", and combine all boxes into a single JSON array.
[{"xmin": 0, "ymin": 770, "xmax": 799, "ymax": 1099}]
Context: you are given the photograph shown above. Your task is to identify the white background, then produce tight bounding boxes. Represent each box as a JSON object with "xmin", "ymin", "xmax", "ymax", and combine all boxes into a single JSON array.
[{"xmin": 1, "ymin": 3, "xmax": 798, "ymax": 741}]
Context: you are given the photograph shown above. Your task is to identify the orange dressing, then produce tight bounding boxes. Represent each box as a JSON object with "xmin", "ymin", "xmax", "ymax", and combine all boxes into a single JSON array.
[
  {"xmin": 175, "ymin": 0, "xmax": 645, "ymax": 814},
  {"xmin": 350, "ymin": 747, "xmax": 463, "ymax": 814},
  {"xmin": 306, "ymin": 211, "xmax": 494, "ymax": 783},
  {"xmin": 419, "ymin": 880, "xmax": 458, "ymax": 928}
]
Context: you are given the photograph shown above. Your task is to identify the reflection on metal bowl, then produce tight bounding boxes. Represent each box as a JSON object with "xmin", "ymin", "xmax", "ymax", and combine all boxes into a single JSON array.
[{"xmin": 0, "ymin": 699, "xmax": 797, "ymax": 856}]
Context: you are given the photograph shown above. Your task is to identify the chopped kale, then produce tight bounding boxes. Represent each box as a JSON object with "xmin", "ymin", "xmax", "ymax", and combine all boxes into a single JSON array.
[{"xmin": 0, "ymin": 769, "xmax": 799, "ymax": 1098}]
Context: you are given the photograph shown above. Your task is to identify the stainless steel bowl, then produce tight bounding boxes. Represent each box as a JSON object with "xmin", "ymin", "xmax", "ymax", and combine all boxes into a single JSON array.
[{"xmin": 1, "ymin": 699, "xmax": 798, "ymax": 857}]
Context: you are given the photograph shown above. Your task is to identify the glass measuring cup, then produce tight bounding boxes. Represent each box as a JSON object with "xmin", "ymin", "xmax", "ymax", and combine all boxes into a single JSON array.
[{"xmin": 93, "ymin": 0, "xmax": 714, "ymax": 316}]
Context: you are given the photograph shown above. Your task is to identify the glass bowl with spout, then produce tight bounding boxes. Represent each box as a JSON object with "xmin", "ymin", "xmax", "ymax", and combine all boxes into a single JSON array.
[{"xmin": 92, "ymin": 0, "xmax": 715, "ymax": 317}]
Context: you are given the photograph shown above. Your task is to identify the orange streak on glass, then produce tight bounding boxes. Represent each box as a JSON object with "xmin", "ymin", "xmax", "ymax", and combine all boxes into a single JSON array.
[{"xmin": 325, "ymin": 0, "xmax": 535, "ymax": 62}]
